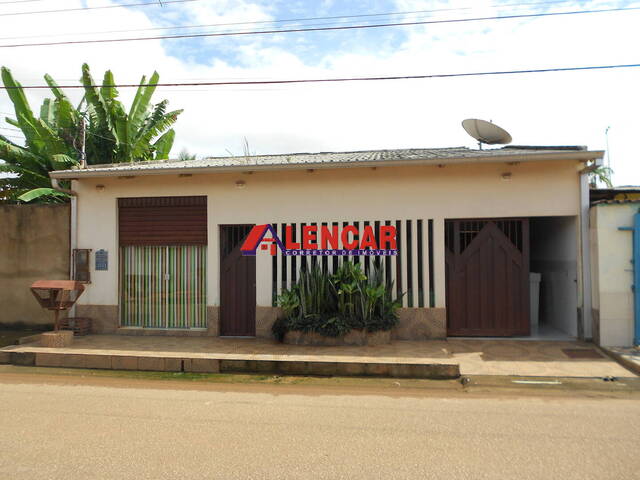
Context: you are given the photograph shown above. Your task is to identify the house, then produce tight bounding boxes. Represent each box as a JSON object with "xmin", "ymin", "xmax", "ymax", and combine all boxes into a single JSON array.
[
  {"xmin": 590, "ymin": 187, "xmax": 640, "ymax": 347},
  {"xmin": 49, "ymin": 146, "xmax": 603, "ymax": 341}
]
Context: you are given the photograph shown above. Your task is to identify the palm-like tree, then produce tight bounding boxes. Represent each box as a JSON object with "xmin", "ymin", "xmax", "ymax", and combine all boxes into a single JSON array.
[
  {"xmin": 0, "ymin": 67, "xmax": 79, "ymax": 203},
  {"xmin": 0, "ymin": 64, "xmax": 184, "ymax": 202},
  {"xmin": 81, "ymin": 63, "xmax": 182, "ymax": 165}
]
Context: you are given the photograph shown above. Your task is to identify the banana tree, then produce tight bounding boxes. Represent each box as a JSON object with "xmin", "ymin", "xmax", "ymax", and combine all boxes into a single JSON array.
[
  {"xmin": 1, "ymin": 63, "xmax": 183, "ymax": 202},
  {"xmin": 0, "ymin": 67, "xmax": 79, "ymax": 203},
  {"xmin": 81, "ymin": 63, "xmax": 182, "ymax": 164}
]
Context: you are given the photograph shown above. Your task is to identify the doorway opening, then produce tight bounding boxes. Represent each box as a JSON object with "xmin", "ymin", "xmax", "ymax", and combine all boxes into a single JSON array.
[{"xmin": 529, "ymin": 216, "xmax": 578, "ymax": 339}]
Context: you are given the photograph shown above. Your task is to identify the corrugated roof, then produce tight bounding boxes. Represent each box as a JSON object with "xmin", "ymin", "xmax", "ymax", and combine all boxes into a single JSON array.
[
  {"xmin": 50, "ymin": 146, "xmax": 604, "ymax": 179},
  {"xmin": 592, "ymin": 199, "xmax": 640, "ymax": 206}
]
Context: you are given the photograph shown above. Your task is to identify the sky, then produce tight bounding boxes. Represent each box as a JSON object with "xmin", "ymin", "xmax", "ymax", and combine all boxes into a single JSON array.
[{"xmin": 0, "ymin": 0, "xmax": 639, "ymax": 186}]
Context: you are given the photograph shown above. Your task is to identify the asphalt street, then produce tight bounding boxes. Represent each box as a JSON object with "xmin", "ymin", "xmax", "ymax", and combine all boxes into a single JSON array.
[{"xmin": 0, "ymin": 376, "xmax": 638, "ymax": 479}]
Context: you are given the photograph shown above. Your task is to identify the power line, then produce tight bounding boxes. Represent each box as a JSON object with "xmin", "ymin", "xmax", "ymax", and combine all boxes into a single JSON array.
[
  {"xmin": 0, "ymin": 63, "xmax": 638, "ymax": 90},
  {"xmin": 1, "ymin": 5, "xmax": 636, "ymax": 48},
  {"xmin": 0, "ymin": 0, "xmax": 51, "ymax": 4},
  {"xmin": 0, "ymin": 0, "xmax": 198, "ymax": 17},
  {"xmin": 0, "ymin": 0, "xmax": 53, "ymax": 4},
  {"xmin": 0, "ymin": 0, "xmax": 578, "ymax": 42}
]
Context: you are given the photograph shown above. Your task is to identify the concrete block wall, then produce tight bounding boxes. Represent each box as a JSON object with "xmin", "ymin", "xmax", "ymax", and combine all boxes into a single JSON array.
[{"xmin": 0, "ymin": 204, "xmax": 70, "ymax": 327}]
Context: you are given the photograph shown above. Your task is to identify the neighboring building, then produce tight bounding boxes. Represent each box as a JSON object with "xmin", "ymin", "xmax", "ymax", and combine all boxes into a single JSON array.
[
  {"xmin": 50, "ymin": 146, "xmax": 603, "ymax": 341},
  {"xmin": 590, "ymin": 188, "xmax": 640, "ymax": 347}
]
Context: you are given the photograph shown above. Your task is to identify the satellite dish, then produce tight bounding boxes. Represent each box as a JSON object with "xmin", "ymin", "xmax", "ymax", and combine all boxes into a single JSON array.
[{"xmin": 462, "ymin": 118, "xmax": 512, "ymax": 149}]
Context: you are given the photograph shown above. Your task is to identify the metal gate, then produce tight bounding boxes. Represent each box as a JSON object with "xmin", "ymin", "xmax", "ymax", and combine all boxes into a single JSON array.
[
  {"xmin": 445, "ymin": 219, "xmax": 529, "ymax": 336},
  {"xmin": 119, "ymin": 245, "xmax": 207, "ymax": 329}
]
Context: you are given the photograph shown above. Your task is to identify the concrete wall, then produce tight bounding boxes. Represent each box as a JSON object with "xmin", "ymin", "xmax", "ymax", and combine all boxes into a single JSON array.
[
  {"xmin": 0, "ymin": 204, "xmax": 70, "ymax": 327},
  {"xmin": 530, "ymin": 216, "xmax": 578, "ymax": 336},
  {"xmin": 590, "ymin": 203, "xmax": 637, "ymax": 347},
  {"xmin": 71, "ymin": 159, "xmax": 582, "ymax": 334}
]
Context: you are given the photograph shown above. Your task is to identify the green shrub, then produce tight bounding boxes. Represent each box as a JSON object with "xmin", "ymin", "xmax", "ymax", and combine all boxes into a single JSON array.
[{"xmin": 273, "ymin": 260, "xmax": 402, "ymax": 341}]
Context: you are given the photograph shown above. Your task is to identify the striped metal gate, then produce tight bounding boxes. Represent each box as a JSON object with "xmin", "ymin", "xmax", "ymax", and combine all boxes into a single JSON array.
[{"xmin": 119, "ymin": 245, "xmax": 207, "ymax": 329}]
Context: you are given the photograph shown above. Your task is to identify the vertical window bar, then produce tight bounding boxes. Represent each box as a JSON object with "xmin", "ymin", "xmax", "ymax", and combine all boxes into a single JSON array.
[
  {"xmin": 300, "ymin": 222, "xmax": 307, "ymax": 272},
  {"xmin": 321, "ymin": 222, "xmax": 328, "ymax": 273},
  {"xmin": 342, "ymin": 221, "xmax": 349, "ymax": 266},
  {"xmin": 363, "ymin": 220, "xmax": 370, "ymax": 276},
  {"xmin": 385, "ymin": 220, "xmax": 392, "ymax": 286},
  {"xmin": 281, "ymin": 223, "xmax": 288, "ymax": 291},
  {"xmin": 417, "ymin": 219, "xmax": 424, "ymax": 308},
  {"xmin": 374, "ymin": 220, "xmax": 381, "ymax": 271},
  {"xmin": 428, "ymin": 219, "xmax": 435, "ymax": 308},
  {"xmin": 291, "ymin": 223, "xmax": 297, "ymax": 284},
  {"xmin": 353, "ymin": 221, "xmax": 360, "ymax": 265},
  {"xmin": 271, "ymin": 222, "xmax": 278, "ymax": 306},
  {"xmin": 396, "ymin": 220, "xmax": 402, "ymax": 301},
  {"xmin": 406, "ymin": 220, "xmax": 413, "ymax": 307},
  {"xmin": 310, "ymin": 222, "xmax": 318, "ymax": 269},
  {"xmin": 332, "ymin": 222, "xmax": 339, "ymax": 273}
]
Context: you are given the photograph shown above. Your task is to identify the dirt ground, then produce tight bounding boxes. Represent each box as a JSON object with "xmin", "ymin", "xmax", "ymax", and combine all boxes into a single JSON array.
[{"xmin": 1, "ymin": 369, "xmax": 639, "ymax": 480}]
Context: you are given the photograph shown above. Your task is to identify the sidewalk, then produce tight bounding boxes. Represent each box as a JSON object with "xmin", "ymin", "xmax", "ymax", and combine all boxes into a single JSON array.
[
  {"xmin": 601, "ymin": 346, "xmax": 640, "ymax": 376},
  {"xmin": 1, "ymin": 335, "xmax": 634, "ymax": 378}
]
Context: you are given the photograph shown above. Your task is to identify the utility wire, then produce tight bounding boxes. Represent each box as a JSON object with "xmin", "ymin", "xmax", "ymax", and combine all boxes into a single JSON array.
[
  {"xmin": 0, "ymin": 0, "xmax": 53, "ymax": 4},
  {"xmin": 0, "ymin": 0, "xmax": 198, "ymax": 17},
  {"xmin": 1, "ymin": 5, "xmax": 636, "ymax": 48},
  {"xmin": 0, "ymin": 0, "xmax": 579, "ymax": 41},
  {"xmin": 0, "ymin": 63, "xmax": 638, "ymax": 90}
]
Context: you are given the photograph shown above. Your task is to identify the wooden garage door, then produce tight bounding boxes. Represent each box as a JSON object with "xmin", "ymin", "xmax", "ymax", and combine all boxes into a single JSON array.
[{"xmin": 445, "ymin": 219, "xmax": 529, "ymax": 336}]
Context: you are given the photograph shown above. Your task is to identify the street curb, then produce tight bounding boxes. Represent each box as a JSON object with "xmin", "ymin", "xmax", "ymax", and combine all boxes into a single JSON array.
[
  {"xmin": 598, "ymin": 346, "xmax": 640, "ymax": 376},
  {"xmin": 0, "ymin": 347, "xmax": 461, "ymax": 380}
]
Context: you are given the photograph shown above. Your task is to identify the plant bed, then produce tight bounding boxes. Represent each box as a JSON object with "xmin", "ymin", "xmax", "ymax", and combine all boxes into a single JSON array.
[
  {"xmin": 273, "ymin": 262, "xmax": 402, "ymax": 345},
  {"xmin": 283, "ymin": 329, "xmax": 391, "ymax": 346}
]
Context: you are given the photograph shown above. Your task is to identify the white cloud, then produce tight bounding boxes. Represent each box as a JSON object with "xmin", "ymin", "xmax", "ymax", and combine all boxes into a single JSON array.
[{"xmin": 1, "ymin": 0, "xmax": 638, "ymax": 185}]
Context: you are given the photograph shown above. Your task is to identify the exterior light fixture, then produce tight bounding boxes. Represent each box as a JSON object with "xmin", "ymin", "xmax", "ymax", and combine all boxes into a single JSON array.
[
  {"xmin": 235, "ymin": 180, "xmax": 246, "ymax": 188},
  {"xmin": 501, "ymin": 172, "xmax": 512, "ymax": 181},
  {"xmin": 95, "ymin": 184, "xmax": 105, "ymax": 191}
]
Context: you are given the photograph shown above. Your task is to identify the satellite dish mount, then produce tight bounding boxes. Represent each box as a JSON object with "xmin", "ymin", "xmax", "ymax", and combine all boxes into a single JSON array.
[{"xmin": 462, "ymin": 119, "xmax": 512, "ymax": 150}]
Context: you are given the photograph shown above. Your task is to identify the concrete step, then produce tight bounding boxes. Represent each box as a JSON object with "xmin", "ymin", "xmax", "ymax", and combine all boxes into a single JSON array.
[{"xmin": 0, "ymin": 348, "xmax": 460, "ymax": 379}]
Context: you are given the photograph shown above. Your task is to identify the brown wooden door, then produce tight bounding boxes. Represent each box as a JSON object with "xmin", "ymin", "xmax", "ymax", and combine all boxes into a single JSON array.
[
  {"xmin": 220, "ymin": 225, "xmax": 256, "ymax": 336},
  {"xmin": 445, "ymin": 219, "xmax": 529, "ymax": 336}
]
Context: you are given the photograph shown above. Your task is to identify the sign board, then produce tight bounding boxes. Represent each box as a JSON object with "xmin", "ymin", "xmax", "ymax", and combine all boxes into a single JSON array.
[{"xmin": 95, "ymin": 249, "xmax": 108, "ymax": 271}]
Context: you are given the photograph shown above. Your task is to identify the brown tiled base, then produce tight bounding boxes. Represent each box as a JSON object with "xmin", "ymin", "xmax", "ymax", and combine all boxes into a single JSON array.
[
  {"xmin": 0, "ymin": 346, "xmax": 458, "ymax": 379},
  {"xmin": 18, "ymin": 351, "xmax": 455, "ymax": 378}
]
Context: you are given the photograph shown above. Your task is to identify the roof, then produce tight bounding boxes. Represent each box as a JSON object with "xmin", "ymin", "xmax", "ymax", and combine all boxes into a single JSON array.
[
  {"xmin": 590, "ymin": 187, "xmax": 640, "ymax": 204},
  {"xmin": 592, "ymin": 199, "xmax": 640, "ymax": 206},
  {"xmin": 50, "ymin": 145, "xmax": 604, "ymax": 179}
]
